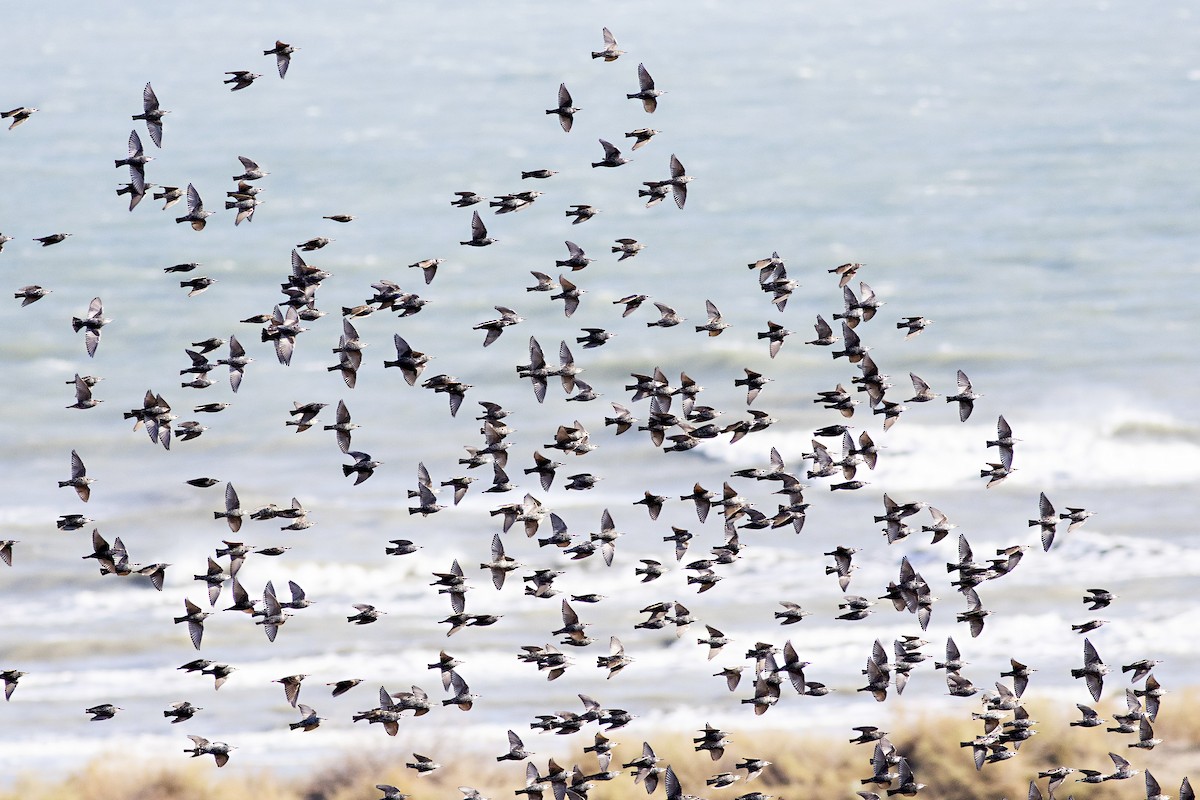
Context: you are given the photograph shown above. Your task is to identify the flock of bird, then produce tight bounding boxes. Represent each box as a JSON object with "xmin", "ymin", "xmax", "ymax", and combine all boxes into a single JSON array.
[{"xmin": 0, "ymin": 24, "xmax": 1189, "ymax": 800}]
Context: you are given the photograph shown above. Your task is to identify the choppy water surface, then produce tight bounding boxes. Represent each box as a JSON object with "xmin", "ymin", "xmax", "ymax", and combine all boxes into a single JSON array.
[{"xmin": 0, "ymin": 0, "xmax": 1197, "ymax": 779}]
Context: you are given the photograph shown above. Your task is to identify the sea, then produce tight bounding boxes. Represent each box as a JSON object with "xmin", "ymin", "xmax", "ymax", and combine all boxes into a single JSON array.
[{"xmin": 0, "ymin": 0, "xmax": 1197, "ymax": 783}]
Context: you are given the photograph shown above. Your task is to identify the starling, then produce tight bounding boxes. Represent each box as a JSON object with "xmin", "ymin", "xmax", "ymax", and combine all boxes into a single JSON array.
[
  {"xmin": 592, "ymin": 138, "xmax": 631, "ymax": 168},
  {"xmin": 461, "ymin": 210, "xmax": 495, "ymax": 246},
  {"xmin": 348, "ymin": 603, "xmax": 384, "ymax": 624},
  {"xmin": 163, "ymin": 701, "xmax": 202, "ymax": 724},
  {"xmin": 625, "ymin": 128, "xmax": 660, "ymax": 150},
  {"xmin": 71, "ymin": 296, "xmax": 110, "ymax": 357},
  {"xmin": 628, "ymin": 63, "xmax": 665, "ymax": 113},
  {"xmin": 264, "ymin": 40, "xmax": 298, "ymax": 78},
  {"xmin": 13, "ymin": 286, "xmax": 50, "ymax": 306},
  {"xmin": 180, "ymin": 276, "xmax": 217, "ymax": 297},
  {"xmin": 946, "ymin": 369, "xmax": 982, "ymax": 421},
  {"xmin": 897, "ymin": 316, "xmax": 931, "ymax": 339},
  {"xmin": 113, "ymin": 129, "xmax": 153, "ymax": 193},
  {"xmin": 451, "ymin": 191, "xmax": 483, "ymax": 207},
  {"xmin": 223, "ymin": 71, "xmax": 262, "ymax": 91},
  {"xmin": 1070, "ymin": 638, "xmax": 1110, "ymax": 702},
  {"xmin": 185, "ymin": 735, "xmax": 235, "ymax": 767},
  {"xmin": 34, "ymin": 232, "xmax": 72, "ymax": 246},
  {"xmin": 58, "ymin": 450, "xmax": 95, "ymax": 502},
  {"xmin": 546, "ymin": 83, "xmax": 578, "ymax": 132},
  {"xmin": 2, "ymin": 107, "xmax": 37, "ymax": 129},
  {"xmin": 174, "ymin": 599, "xmax": 211, "ymax": 650},
  {"xmin": 85, "ymin": 704, "xmax": 123, "ymax": 721},
  {"xmin": 66, "ymin": 374, "xmax": 102, "ymax": 410},
  {"xmin": 175, "ymin": 184, "xmax": 214, "ymax": 230},
  {"xmin": 592, "ymin": 27, "xmax": 625, "ymax": 60},
  {"xmin": 132, "ymin": 82, "xmax": 168, "ymax": 147},
  {"xmin": 565, "ymin": 205, "xmax": 598, "ymax": 224}
]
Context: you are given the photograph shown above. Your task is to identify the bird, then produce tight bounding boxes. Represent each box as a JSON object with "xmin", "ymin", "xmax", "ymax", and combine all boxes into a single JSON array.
[
  {"xmin": 385, "ymin": 333, "xmax": 430, "ymax": 386},
  {"xmin": 71, "ymin": 297, "xmax": 110, "ymax": 358},
  {"xmin": 735, "ymin": 368, "xmax": 772, "ymax": 404},
  {"xmin": 289, "ymin": 704, "xmax": 322, "ymax": 732},
  {"xmin": 946, "ymin": 370, "xmax": 982, "ymax": 421},
  {"xmin": 825, "ymin": 546, "xmax": 858, "ymax": 591},
  {"xmin": 122, "ymin": 186, "xmax": 155, "ymax": 215},
  {"xmin": 344, "ymin": 452, "xmax": 383, "ymax": 485},
  {"xmin": 406, "ymin": 753, "xmax": 441, "ymax": 775},
  {"xmin": 550, "ymin": 276, "xmax": 584, "ymax": 317},
  {"xmin": 1070, "ymin": 638, "xmax": 1110, "ymax": 701},
  {"xmin": 409, "ymin": 257, "xmax": 443, "ymax": 284},
  {"xmin": 180, "ymin": 276, "xmax": 217, "ymax": 297},
  {"xmin": 185, "ymin": 735, "xmax": 235, "ymax": 767},
  {"xmin": 132, "ymin": 82, "xmax": 168, "ymax": 147},
  {"xmin": 193, "ymin": 557, "xmax": 232, "ymax": 606},
  {"xmin": 274, "ymin": 674, "xmax": 308, "ymax": 707},
  {"xmin": 474, "ymin": 306, "xmax": 524, "ymax": 347},
  {"xmin": 897, "ymin": 316, "xmax": 931, "ymax": 338},
  {"xmin": 223, "ymin": 70, "xmax": 262, "ymax": 91},
  {"xmin": 348, "ymin": 603, "xmax": 385, "ymax": 624},
  {"xmin": 113, "ymin": 129, "xmax": 154, "ymax": 194},
  {"xmin": 645, "ymin": 154, "xmax": 692, "ymax": 208},
  {"xmin": 1060, "ymin": 506, "xmax": 1096, "ymax": 532},
  {"xmin": 647, "ymin": 302, "xmax": 684, "ymax": 328},
  {"xmin": 557, "ymin": 241, "xmax": 595, "ymax": 271},
  {"xmin": 264, "ymin": 40, "xmax": 298, "ymax": 78},
  {"xmin": 592, "ymin": 27, "xmax": 625, "ymax": 60},
  {"xmin": 625, "ymin": 128, "xmax": 660, "ymax": 150},
  {"xmin": 297, "ymin": 236, "xmax": 333, "ymax": 251},
  {"xmin": 163, "ymin": 701, "xmax": 202, "ymax": 724},
  {"xmin": 1, "ymin": 670, "xmax": 25, "ymax": 700},
  {"xmin": 1121, "ymin": 657, "xmax": 1159, "ymax": 682},
  {"xmin": 58, "ymin": 450, "xmax": 95, "ymax": 502},
  {"xmin": 175, "ymin": 184, "xmax": 214, "ymax": 230},
  {"xmin": 461, "ymin": 210, "xmax": 495, "ymax": 246},
  {"xmin": 2, "ymin": 107, "xmax": 37, "ymax": 129},
  {"xmin": 565, "ymin": 204, "xmax": 598, "ymax": 224},
  {"xmin": 988, "ymin": 415, "xmax": 1019, "ymax": 469},
  {"xmin": 232, "ymin": 155, "xmax": 269, "ymax": 181},
  {"xmin": 173, "ymin": 599, "xmax": 211, "ymax": 650},
  {"xmin": 85, "ymin": 704, "xmax": 123, "ymax": 721},
  {"xmin": 628, "ymin": 63, "xmax": 665, "ymax": 112},
  {"xmin": 34, "ymin": 232, "xmax": 72, "ymax": 246},
  {"xmin": 451, "ymin": 191, "xmax": 483, "ymax": 207},
  {"xmin": 154, "ymin": 185, "xmax": 184, "ymax": 209},
  {"xmin": 13, "ymin": 285, "xmax": 51, "ymax": 306},
  {"xmin": 546, "ymin": 83, "xmax": 578, "ymax": 132},
  {"xmin": 592, "ymin": 139, "xmax": 631, "ymax": 168},
  {"xmin": 323, "ymin": 214, "xmax": 356, "ymax": 223},
  {"xmin": 66, "ymin": 375, "xmax": 102, "ymax": 410},
  {"xmin": 1029, "ymin": 492, "xmax": 1059, "ymax": 550},
  {"xmin": 696, "ymin": 300, "xmax": 730, "ymax": 336}
]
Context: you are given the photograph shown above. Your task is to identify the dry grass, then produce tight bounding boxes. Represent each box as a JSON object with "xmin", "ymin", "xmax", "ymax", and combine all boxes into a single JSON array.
[{"xmin": 3, "ymin": 692, "xmax": 1196, "ymax": 800}]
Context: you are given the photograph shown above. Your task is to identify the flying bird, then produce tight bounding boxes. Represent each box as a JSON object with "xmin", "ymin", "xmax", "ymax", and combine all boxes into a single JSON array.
[
  {"xmin": 546, "ymin": 83, "xmax": 578, "ymax": 132},
  {"xmin": 628, "ymin": 63, "xmax": 665, "ymax": 113},
  {"xmin": 132, "ymin": 82, "xmax": 168, "ymax": 147},
  {"xmin": 175, "ymin": 184, "xmax": 214, "ymax": 230},
  {"xmin": 264, "ymin": 40, "xmax": 298, "ymax": 78},
  {"xmin": 71, "ymin": 297, "xmax": 110, "ymax": 358}
]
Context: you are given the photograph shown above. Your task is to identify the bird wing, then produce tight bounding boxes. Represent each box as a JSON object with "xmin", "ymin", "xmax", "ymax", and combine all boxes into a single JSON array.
[{"xmin": 638, "ymin": 63, "xmax": 655, "ymax": 91}]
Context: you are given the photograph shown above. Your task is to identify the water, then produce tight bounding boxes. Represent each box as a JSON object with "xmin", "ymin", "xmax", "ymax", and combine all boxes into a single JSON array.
[{"xmin": 0, "ymin": 0, "xmax": 1197, "ymax": 781}]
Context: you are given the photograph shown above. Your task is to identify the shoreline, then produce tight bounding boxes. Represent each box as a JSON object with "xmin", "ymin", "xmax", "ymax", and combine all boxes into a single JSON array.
[{"xmin": 3, "ymin": 692, "xmax": 1195, "ymax": 800}]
